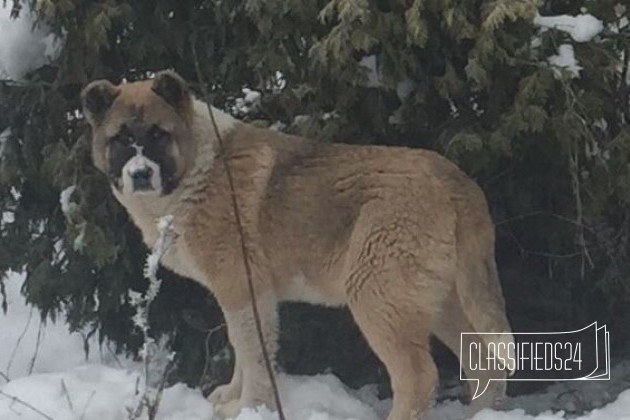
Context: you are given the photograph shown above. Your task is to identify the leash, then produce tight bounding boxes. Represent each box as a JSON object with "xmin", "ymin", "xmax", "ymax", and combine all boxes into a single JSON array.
[{"xmin": 191, "ymin": 44, "xmax": 287, "ymax": 420}]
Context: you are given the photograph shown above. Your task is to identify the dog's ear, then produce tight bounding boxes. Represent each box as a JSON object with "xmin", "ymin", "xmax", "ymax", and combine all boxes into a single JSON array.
[
  {"xmin": 81, "ymin": 80, "xmax": 119, "ymax": 125},
  {"xmin": 152, "ymin": 70, "xmax": 190, "ymax": 110}
]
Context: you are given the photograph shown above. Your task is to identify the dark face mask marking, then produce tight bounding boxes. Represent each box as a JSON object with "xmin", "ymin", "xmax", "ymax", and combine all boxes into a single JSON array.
[{"xmin": 107, "ymin": 122, "xmax": 179, "ymax": 194}]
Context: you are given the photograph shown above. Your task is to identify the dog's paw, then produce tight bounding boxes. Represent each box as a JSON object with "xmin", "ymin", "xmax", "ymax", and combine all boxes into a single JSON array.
[
  {"xmin": 208, "ymin": 382, "xmax": 242, "ymax": 406},
  {"xmin": 213, "ymin": 399, "xmax": 243, "ymax": 419}
]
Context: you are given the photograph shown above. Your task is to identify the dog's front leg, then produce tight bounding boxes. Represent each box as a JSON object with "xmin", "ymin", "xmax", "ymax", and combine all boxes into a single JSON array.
[
  {"xmin": 213, "ymin": 293, "xmax": 280, "ymax": 417},
  {"xmin": 207, "ymin": 348, "xmax": 242, "ymax": 407}
]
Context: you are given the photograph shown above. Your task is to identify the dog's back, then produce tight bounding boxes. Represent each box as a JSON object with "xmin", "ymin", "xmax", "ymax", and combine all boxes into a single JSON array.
[{"xmin": 82, "ymin": 71, "xmax": 512, "ymax": 419}]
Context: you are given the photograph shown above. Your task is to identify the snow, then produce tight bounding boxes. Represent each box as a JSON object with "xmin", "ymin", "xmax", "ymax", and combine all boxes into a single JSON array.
[
  {"xmin": 1, "ymin": 368, "xmax": 379, "ymax": 420},
  {"xmin": 266, "ymin": 71, "xmax": 286, "ymax": 93},
  {"xmin": 125, "ymin": 216, "xmax": 177, "ymax": 416},
  {"xmin": 243, "ymin": 89, "xmax": 261, "ymax": 106},
  {"xmin": 534, "ymin": 14, "xmax": 604, "ymax": 43},
  {"xmin": 133, "ymin": 215, "xmax": 173, "ymax": 339},
  {"xmin": 548, "ymin": 44, "xmax": 582, "ymax": 79},
  {"xmin": 0, "ymin": 272, "xmax": 124, "ymax": 382},
  {"xmin": 396, "ymin": 79, "xmax": 414, "ymax": 101},
  {"xmin": 72, "ymin": 223, "xmax": 87, "ymax": 252},
  {"xmin": 2, "ymin": 269, "xmax": 630, "ymax": 419},
  {"xmin": 293, "ymin": 115, "xmax": 312, "ymax": 126},
  {"xmin": 141, "ymin": 215, "xmax": 174, "ymax": 304},
  {"xmin": 1, "ymin": 212, "xmax": 14, "ymax": 226},
  {"xmin": 615, "ymin": 17, "xmax": 629, "ymax": 33},
  {"xmin": 0, "ymin": 4, "xmax": 62, "ymax": 80},
  {"xmin": 269, "ymin": 121, "xmax": 287, "ymax": 132},
  {"xmin": 232, "ymin": 88, "xmax": 262, "ymax": 116},
  {"xmin": 359, "ymin": 55, "xmax": 381, "ymax": 88},
  {"xmin": 59, "ymin": 185, "xmax": 77, "ymax": 217},
  {"xmin": 609, "ymin": 5, "xmax": 628, "ymax": 36},
  {"xmin": 449, "ymin": 98, "xmax": 460, "ymax": 118},
  {"xmin": 388, "ymin": 108, "xmax": 404, "ymax": 126},
  {"xmin": 4, "ymin": 365, "xmax": 630, "ymax": 420}
]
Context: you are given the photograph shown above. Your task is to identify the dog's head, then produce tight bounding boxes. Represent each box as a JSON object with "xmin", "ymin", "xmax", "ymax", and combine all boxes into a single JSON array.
[{"xmin": 81, "ymin": 70, "xmax": 196, "ymax": 196}]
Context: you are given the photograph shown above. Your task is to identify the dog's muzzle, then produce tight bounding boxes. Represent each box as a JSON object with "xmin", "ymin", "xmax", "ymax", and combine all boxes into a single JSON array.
[
  {"xmin": 130, "ymin": 167, "xmax": 154, "ymax": 191},
  {"xmin": 121, "ymin": 153, "xmax": 162, "ymax": 194}
]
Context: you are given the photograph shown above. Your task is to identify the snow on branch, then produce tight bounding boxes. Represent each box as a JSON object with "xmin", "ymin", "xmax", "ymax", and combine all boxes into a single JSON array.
[
  {"xmin": 127, "ymin": 215, "xmax": 176, "ymax": 420},
  {"xmin": 548, "ymin": 44, "xmax": 582, "ymax": 79},
  {"xmin": 142, "ymin": 215, "xmax": 175, "ymax": 303},
  {"xmin": 534, "ymin": 13, "xmax": 603, "ymax": 43},
  {"xmin": 59, "ymin": 185, "xmax": 77, "ymax": 218},
  {"xmin": 130, "ymin": 214, "xmax": 175, "ymax": 347},
  {"xmin": 0, "ymin": 5, "xmax": 62, "ymax": 80}
]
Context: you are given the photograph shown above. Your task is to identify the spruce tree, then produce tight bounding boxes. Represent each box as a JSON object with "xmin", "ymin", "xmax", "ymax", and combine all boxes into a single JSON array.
[{"xmin": 0, "ymin": 0, "xmax": 628, "ymax": 389}]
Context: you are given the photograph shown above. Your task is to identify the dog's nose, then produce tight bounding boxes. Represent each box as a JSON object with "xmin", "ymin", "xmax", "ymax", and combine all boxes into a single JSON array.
[{"xmin": 130, "ymin": 167, "xmax": 153, "ymax": 190}]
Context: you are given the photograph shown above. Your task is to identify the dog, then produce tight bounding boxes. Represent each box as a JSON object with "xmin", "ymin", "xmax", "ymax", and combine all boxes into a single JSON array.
[{"xmin": 81, "ymin": 70, "xmax": 513, "ymax": 419}]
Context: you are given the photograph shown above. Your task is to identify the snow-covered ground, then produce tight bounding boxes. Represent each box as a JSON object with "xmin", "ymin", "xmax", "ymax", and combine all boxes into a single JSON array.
[{"xmin": 1, "ymin": 270, "xmax": 630, "ymax": 420}]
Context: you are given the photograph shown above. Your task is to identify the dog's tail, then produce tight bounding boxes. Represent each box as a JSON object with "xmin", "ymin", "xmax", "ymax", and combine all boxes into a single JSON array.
[{"xmin": 454, "ymin": 192, "xmax": 515, "ymax": 375}]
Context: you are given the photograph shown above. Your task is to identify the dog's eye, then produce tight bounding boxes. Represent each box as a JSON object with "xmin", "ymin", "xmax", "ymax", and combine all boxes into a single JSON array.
[
  {"xmin": 110, "ymin": 134, "xmax": 132, "ymax": 146},
  {"xmin": 150, "ymin": 126, "xmax": 171, "ymax": 144}
]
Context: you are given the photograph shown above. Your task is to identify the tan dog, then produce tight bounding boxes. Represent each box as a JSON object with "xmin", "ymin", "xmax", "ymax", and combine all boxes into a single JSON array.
[{"xmin": 81, "ymin": 70, "xmax": 513, "ymax": 419}]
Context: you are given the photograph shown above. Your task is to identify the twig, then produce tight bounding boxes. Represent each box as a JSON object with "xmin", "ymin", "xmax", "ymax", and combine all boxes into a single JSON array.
[
  {"xmin": 27, "ymin": 319, "xmax": 44, "ymax": 375},
  {"xmin": 198, "ymin": 323, "xmax": 226, "ymax": 388},
  {"xmin": 61, "ymin": 378, "xmax": 74, "ymax": 411},
  {"xmin": 503, "ymin": 224, "xmax": 583, "ymax": 260},
  {"xmin": 127, "ymin": 216, "xmax": 176, "ymax": 420},
  {"xmin": 0, "ymin": 389, "xmax": 53, "ymax": 419},
  {"xmin": 496, "ymin": 210, "xmax": 596, "ymax": 234},
  {"xmin": 192, "ymin": 39, "xmax": 286, "ymax": 420},
  {"xmin": 568, "ymin": 117, "xmax": 595, "ymax": 277},
  {"xmin": 127, "ymin": 375, "xmax": 143, "ymax": 420},
  {"xmin": 6, "ymin": 306, "xmax": 34, "ymax": 379},
  {"xmin": 556, "ymin": 74, "xmax": 597, "ymax": 278},
  {"xmin": 79, "ymin": 390, "xmax": 96, "ymax": 420},
  {"xmin": 146, "ymin": 360, "xmax": 177, "ymax": 420},
  {"xmin": 618, "ymin": 45, "xmax": 629, "ymax": 123},
  {"xmin": 1, "ymin": 275, "xmax": 7, "ymax": 314},
  {"xmin": 104, "ymin": 340, "xmax": 124, "ymax": 368},
  {"xmin": 80, "ymin": 326, "xmax": 98, "ymax": 362}
]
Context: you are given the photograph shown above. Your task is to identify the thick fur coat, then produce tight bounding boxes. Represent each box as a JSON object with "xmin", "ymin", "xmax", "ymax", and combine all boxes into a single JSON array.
[{"xmin": 82, "ymin": 71, "xmax": 513, "ymax": 420}]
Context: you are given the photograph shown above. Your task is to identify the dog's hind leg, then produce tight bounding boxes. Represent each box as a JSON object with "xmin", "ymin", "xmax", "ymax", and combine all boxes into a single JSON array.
[
  {"xmin": 433, "ymin": 291, "xmax": 507, "ymax": 415},
  {"xmin": 346, "ymin": 262, "xmax": 443, "ymax": 420}
]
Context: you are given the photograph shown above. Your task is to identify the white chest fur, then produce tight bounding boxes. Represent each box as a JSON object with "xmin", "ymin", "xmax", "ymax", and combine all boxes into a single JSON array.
[
  {"xmin": 112, "ymin": 188, "xmax": 208, "ymax": 284},
  {"xmin": 161, "ymin": 237, "xmax": 208, "ymax": 284}
]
